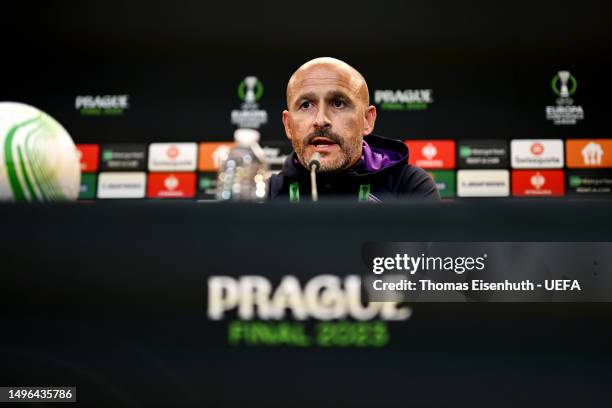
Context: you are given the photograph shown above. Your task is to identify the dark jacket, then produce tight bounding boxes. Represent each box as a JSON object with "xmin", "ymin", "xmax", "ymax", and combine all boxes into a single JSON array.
[{"xmin": 268, "ymin": 134, "xmax": 440, "ymax": 202}]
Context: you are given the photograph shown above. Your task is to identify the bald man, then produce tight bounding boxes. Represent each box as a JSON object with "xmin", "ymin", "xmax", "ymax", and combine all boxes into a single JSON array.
[{"xmin": 269, "ymin": 57, "xmax": 439, "ymax": 202}]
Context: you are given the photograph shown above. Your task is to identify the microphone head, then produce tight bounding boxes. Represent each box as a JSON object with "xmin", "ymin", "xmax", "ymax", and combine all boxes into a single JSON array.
[{"xmin": 308, "ymin": 152, "xmax": 322, "ymax": 171}]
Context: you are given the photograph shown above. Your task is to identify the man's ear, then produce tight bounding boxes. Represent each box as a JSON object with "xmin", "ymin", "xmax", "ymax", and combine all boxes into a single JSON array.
[
  {"xmin": 282, "ymin": 110, "xmax": 292, "ymax": 140},
  {"xmin": 363, "ymin": 105, "xmax": 377, "ymax": 136}
]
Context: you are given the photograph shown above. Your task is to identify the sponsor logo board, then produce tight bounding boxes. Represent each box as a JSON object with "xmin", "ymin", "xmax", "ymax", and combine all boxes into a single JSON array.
[
  {"xmin": 405, "ymin": 140, "xmax": 455, "ymax": 169},
  {"xmin": 197, "ymin": 172, "xmax": 218, "ymax": 200},
  {"xmin": 427, "ymin": 170, "xmax": 455, "ymax": 198},
  {"xmin": 261, "ymin": 140, "xmax": 292, "ymax": 173},
  {"xmin": 566, "ymin": 139, "xmax": 612, "ymax": 168},
  {"xmin": 510, "ymin": 139, "xmax": 564, "ymax": 169},
  {"xmin": 198, "ymin": 142, "xmax": 235, "ymax": 171},
  {"xmin": 512, "ymin": 170, "xmax": 565, "ymax": 197},
  {"xmin": 97, "ymin": 172, "xmax": 146, "ymax": 199},
  {"xmin": 567, "ymin": 172, "xmax": 612, "ymax": 196},
  {"xmin": 100, "ymin": 144, "xmax": 147, "ymax": 171},
  {"xmin": 148, "ymin": 143, "xmax": 197, "ymax": 172},
  {"xmin": 458, "ymin": 140, "xmax": 508, "ymax": 169},
  {"xmin": 75, "ymin": 144, "xmax": 100, "ymax": 173},
  {"xmin": 457, "ymin": 170, "xmax": 509, "ymax": 197},
  {"xmin": 78, "ymin": 173, "xmax": 97, "ymax": 200},
  {"xmin": 147, "ymin": 173, "xmax": 196, "ymax": 198}
]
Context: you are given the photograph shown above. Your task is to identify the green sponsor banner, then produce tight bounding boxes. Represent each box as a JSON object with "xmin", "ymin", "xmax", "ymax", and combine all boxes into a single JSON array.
[
  {"xmin": 567, "ymin": 172, "xmax": 612, "ymax": 196},
  {"xmin": 197, "ymin": 172, "xmax": 217, "ymax": 199},
  {"xmin": 79, "ymin": 173, "xmax": 97, "ymax": 200},
  {"xmin": 428, "ymin": 170, "xmax": 455, "ymax": 198}
]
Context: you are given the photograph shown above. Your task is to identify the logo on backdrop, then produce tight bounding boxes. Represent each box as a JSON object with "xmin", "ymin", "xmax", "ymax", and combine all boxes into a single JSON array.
[
  {"xmin": 422, "ymin": 143, "xmax": 437, "ymax": 160},
  {"xmin": 261, "ymin": 144, "xmax": 291, "ymax": 174},
  {"xmin": 197, "ymin": 173, "xmax": 218, "ymax": 200},
  {"xmin": 75, "ymin": 95, "xmax": 129, "ymax": 116},
  {"xmin": 148, "ymin": 143, "xmax": 198, "ymax": 172},
  {"xmin": 566, "ymin": 139, "xmax": 612, "ymax": 168},
  {"xmin": 530, "ymin": 142, "xmax": 544, "ymax": 156},
  {"xmin": 427, "ymin": 171, "xmax": 456, "ymax": 198},
  {"xmin": 582, "ymin": 142, "xmax": 603, "ymax": 165},
  {"xmin": 100, "ymin": 144, "xmax": 147, "ymax": 171},
  {"xmin": 531, "ymin": 172, "xmax": 545, "ymax": 190},
  {"xmin": 97, "ymin": 172, "xmax": 147, "ymax": 199},
  {"xmin": 231, "ymin": 76, "xmax": 268, "ymax": 128},
  {"xmin": 458, "ymin": 140, "xmax": 508, "ymax": 169},
  {"xmin": 457, "ymin": 170, "xmax": 510, "ymax": 197},
  {"xmin": 567, "ymin": 172, "xmax": 612, "ymax": 196},
  {"xmin": 198, "ymin": 142, "xmax": 235, "ymax": 172},
  {"xmin": 164, "ymin": 175, "xmax": 179, "ymax": 190},
  {"xmin": 511, "ymin": 139, "xmax": 564, "ymax": 169},
  {"xmin": 79, "ymin": 174, "xmax": 98, "ymax": 200},
  {"xmin": 147, "ymin": 173, "xmax": 196, "ymax": 198},
  {"xmin": 545, "ymin": 71, "xmax": 583, "ymax": 125},
  {"xmin": 207, "ymin": 275, "xmax": 411, "ymax": 347},
  {"xmin": 374, "ymin": 89, "xmax": 434, "ymax": 111},
  {"xmin": 511, "ymin": 170, "xmax": 565, "ymax": 197},
  {"xmin": 75, "ymin": 144, "xmax": 100, "ymax": 173},
  {"xmin": 404, "ymin": 140, "xmax": 456, "ymax": 169}
]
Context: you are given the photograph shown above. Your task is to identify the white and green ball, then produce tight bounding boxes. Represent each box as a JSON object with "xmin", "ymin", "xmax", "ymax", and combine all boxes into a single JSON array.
[{"xmin": 0, "ymin": 102, "xmax": 80, "ymax": 201}]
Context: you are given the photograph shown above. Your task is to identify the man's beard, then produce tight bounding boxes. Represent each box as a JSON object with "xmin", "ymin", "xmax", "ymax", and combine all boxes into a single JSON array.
[{"xmin": 295, "ymin": 129, "xmax": 361, "ymax": 173}]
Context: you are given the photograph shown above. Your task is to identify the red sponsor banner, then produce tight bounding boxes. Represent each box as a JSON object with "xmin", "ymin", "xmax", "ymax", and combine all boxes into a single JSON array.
[
  {"xmin": 147, "ymin": 173, "xmax": 196, "ymax": 198},
  {"xmin": 405, "ymin": 140, "xmax": 456, "ymax": 169},
  {"xmin": 75, "ymin": 144, "xmax": 100, "ymax": 173},
  {"xmin": 511, "ymin": 170, "xmax": 565, "ymax": 197}
]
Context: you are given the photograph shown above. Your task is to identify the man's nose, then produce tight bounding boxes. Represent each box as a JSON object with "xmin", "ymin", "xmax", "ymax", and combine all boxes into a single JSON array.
[{"xmin": 313, "ymin": 106, "xmax": 331, "ymax": 129}]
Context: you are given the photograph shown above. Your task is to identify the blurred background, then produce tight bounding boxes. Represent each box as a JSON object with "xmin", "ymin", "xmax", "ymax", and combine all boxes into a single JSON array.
[{"xmin": 3, "ymin": 1, "xmax": 612, "ymax": 200}]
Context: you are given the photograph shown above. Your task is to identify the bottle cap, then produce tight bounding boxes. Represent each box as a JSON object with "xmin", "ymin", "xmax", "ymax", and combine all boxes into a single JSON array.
[{"xmin": 234, "ymin": 128, "xmax": 260, "ymax": 145}]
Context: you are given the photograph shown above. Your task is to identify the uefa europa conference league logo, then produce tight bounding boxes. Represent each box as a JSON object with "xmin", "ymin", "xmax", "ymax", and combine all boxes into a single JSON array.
[
  {"xmin": 231, "ymin": 76, "xmax": 268, "ymax": 128},
  {"xmin": 546, "ymin": 71, "xmax": 583, "ymax": 125}
]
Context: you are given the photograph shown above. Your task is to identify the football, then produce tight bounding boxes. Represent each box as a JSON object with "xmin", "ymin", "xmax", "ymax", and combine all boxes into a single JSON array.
[{"xmin": 0, "ymin": 102, "xmax": 80, "ymax": 201}]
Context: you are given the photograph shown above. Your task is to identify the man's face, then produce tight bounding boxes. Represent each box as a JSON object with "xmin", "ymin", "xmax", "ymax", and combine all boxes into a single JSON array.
[{"xmin": 282, "ymin": 63, "xmax": 376, "ymax": 172}]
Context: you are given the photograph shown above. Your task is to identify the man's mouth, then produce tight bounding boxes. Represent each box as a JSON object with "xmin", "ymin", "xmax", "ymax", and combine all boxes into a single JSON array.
[{"xmin": 309, "ymin": 137, "xmax": 339, "ymax": 152}]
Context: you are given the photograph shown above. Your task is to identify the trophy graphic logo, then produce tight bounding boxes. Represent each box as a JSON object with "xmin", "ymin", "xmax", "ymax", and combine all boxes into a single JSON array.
[
  {"xmin": 238, "ymin": 76, "xmax": 264, "ymax": 107},
  {"xmin": 232, "ymin": 76, "xmax": 267, "ymax": 128},
  {"xmin": 244, "ymin": 76, "xmax": 257, "ymax": 104},
  {"xmin": 551, "ymin": 70, "xmax": 577, "ymax": 99},
  {"xmin": 558, "ymin": 71, "xmax": 570, "ymax": 98},
  {"xmin": 547, "ymin": 70, "xmax": 583, "ymax": 125}
]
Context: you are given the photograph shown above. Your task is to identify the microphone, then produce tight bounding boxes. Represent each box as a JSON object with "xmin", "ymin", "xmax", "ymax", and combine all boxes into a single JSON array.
[
  {"xmin": 308, "ymin": 153, "xmax": 322, "ymax": 202},
  {"xmin": 308, "ymin": 152, "xmax": 322, "ymax": 172}
]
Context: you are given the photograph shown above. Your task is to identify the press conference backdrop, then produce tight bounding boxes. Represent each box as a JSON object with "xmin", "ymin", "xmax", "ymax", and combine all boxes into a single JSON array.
[{"xmin": 2, "ymin": 1, "xmax": 611, "ymax": 199}]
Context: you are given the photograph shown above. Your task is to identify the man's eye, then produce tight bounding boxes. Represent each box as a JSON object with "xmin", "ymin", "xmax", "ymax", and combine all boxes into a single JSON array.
[
  {"xmin": 332, "ymin": 99, "xmax": 345, "ymax": 108},
  {"xmin": 300, "ymin": 101, "xmax": 312, "ymax": 109}
]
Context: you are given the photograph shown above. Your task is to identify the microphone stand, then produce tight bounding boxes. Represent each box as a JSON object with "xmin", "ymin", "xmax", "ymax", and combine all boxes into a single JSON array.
[{"xmin": 308, "ymin": 152, "xmax": 321, "ymax": 202}]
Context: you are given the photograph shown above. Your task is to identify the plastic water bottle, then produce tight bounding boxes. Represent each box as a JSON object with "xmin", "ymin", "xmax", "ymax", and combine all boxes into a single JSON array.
[{"xmin": 216, "ymin": 128, "xmax": 268, "ymax": 201}]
